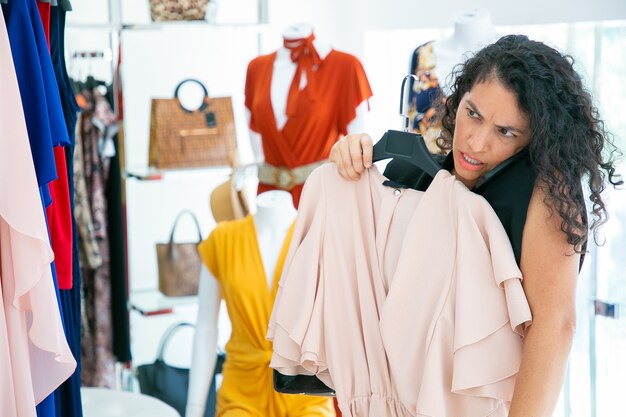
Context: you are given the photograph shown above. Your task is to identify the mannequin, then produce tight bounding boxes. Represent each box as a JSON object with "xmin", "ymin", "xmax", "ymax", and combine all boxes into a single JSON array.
[
  {"xmin": 430, "ymin": 8, "xmax": 498, "ymax": 94},
  {"xmin": 249, "ymin": 23, "xmax": 368, "ymax": 162},
  {"xmin": 245, "ymin": 23, "xmax": 373, "ymax": 207},
  {"xmin": 186, "ymin": 190, "xmax": 332, "ymax": 417},
  {"xmin": 408, "ymin": 9, "xmax": 497, "ymax": 152}
]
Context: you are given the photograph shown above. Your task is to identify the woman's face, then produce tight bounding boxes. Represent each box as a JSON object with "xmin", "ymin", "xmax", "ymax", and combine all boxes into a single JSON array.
[{"xmin": 452, "ymin": 77, "xmax": 531, "ymax": 189}]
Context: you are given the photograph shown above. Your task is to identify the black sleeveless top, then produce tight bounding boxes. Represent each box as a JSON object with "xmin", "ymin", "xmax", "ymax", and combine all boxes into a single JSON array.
[{"xmin": 383, "ymin": 151, "xmax": 537, "ymax": 267}]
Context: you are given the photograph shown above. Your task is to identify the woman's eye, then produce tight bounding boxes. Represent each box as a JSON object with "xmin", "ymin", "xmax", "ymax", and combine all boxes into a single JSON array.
[
  {"xmin": 467, "ymin": 108, "xmax": 479, "ymax": 118},
  {"xmin": 499, "ymin": 127, "xmax": 515, "ymax": 138}
]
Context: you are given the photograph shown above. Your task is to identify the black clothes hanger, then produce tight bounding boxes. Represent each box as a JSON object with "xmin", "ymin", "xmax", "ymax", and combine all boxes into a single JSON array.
[
  {"xmin": 84, "ymin": 75, "xmax": 106, "ymax": 90},
  {"xmin": 373, "ymin": 130, "xmax": 441, "ymax": 179},
  {"xmin": 372, "ymin": 74, "xmax": 442, "ymax": 182}
]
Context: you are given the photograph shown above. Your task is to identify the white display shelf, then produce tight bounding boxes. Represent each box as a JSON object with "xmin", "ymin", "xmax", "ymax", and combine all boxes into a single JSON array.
[{"xmin": 129, "ymin": 288, "xmax": 198, "ymax": 316}]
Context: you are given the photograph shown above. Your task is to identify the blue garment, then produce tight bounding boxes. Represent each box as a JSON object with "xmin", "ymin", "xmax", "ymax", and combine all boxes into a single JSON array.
[
  {"xmin": 35, "ymin": 393, "xmax": 56, "ymax": 417},
  {"xmin": 26, "ymin": 0, "xmax": 70, "ymax": 149},
  {"xmin": 50, "ymin": 3, "xmax": 78, "ymax": 143},
  {"xmin": 51, "ymin": 4, "xmax": 83, "ymax": 417},
  {"xmin": 54, "ymin": 226, "xmax": 83, "ymax": 417},
  {"xmin": 1, "ymin": 0, "xmax": 57, "ymax": 189}
]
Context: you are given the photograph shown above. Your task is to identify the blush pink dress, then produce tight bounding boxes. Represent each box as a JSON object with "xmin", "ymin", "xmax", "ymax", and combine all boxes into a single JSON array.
[
  {"xmin": 1, "ymin": 8, "xmax": 76, "ymax": 417},
  {"xmin": 267, "ymin": 163, "xmax": 532, "ymax": 417}
]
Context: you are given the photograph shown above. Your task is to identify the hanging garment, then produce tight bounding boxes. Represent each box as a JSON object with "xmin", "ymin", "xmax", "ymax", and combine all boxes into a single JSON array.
[
  {"xmin": 197, "ymin": 215, "xmax": 334, "ymax": 417},
  {"xmin": 49, "ymin": 1, "xmax": 78, "ymax": 142},
  {"xmin": 78, "ymin": 90, "xmax": 118, "ymax": 388},
  {"xmin": 73, "ymin": 113, "xmax": 104, "ymax": 270},
  {"xmin": 245, "ymin": 48, "xmax": 373, "ymax": 207},
  {"xmin": 105, "ymin": 132, "xmax": 132, "ymax": 363},
  {"xmin": 46, "ymin": 146, "xmax": 74, "ymax": 290},
  {"xmin": 36, "ymin": 0, "xmax": 75, "ymax": 293},
  {"xmin": 268, "ymin": 164, "xmax": 532, "ymax": 417},
  {"xmin": 2, "ymin": 0, "xmax": 60, "ymax": 194},
  {"xmin": 36, "ymin": 0, "xmax": 50, "ymax": 46},
  {"xmin": 0, "ymin": 7, "xmax": 76, "ymax": 416},
  {"xmin": 50, "ymin": 3, "xmax": 84, "ymax": 416},
  {"xmin": 407, "ymin": 41, "xmax": 446, "ymax": 154}
]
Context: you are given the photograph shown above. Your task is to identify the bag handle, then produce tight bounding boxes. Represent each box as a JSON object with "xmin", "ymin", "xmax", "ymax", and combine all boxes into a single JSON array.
[
  {"xmin": 174, "ymin": 79, "xmax": 210, "ymax": 113},
  {"xmin": 156, "ymin": 322, "xmax": 194, "ymax": 361},
  {"xmin": 156, "ymin": 322, "xmax": 226, "ymax": 375},
  {"xmin": 168, "ymin": 210, "xmax": 203, "ymax": 246}
]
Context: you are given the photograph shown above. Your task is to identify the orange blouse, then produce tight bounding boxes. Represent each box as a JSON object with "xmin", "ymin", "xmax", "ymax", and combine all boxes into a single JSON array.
[{"xmin": 245, "ymin": 49, "xmax": 373, "ymax": 207}]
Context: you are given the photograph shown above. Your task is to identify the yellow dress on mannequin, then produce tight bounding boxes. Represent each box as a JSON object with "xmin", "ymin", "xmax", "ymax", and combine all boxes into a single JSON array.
[{"xmin": 197, "ymin": 215, "xmax": 334, "ymax": 417}]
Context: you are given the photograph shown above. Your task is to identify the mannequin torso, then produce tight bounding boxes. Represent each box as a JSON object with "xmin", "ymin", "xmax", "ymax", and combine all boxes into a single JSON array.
[
  {"xmin": 186, "ymin": 191, "xmax": 296, "ymax": 417},
  {"xmin": 253, "ymin": 190, "xmax": 297, "ymax": 287}
]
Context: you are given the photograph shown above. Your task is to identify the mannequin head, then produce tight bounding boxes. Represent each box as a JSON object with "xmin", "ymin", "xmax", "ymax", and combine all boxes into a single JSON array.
[
  {"xmin": 282, "ymin": 23, "xmax": 314, "ymax": 40},
  {"xmin": 451, "ymin": 8, "xmax": 497, "ymax": 50},
  {"xmin": 454, "ymin": 8, "xmax": 493, "ymax": 27}
]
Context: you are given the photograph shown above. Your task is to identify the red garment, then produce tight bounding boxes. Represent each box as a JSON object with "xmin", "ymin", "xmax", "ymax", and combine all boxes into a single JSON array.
[
  {"xmin": 37, "ymin": 0, "xmax": 73, "ymax": 289},
  {"xmin": 36, "ymin": 1, "xmax": 50, "ymax": 48},
  {"xmin": 283, "ymin": 34, "xmax": 321, "ymax": 117},
  {"xmin": 245, "ymin": 48, "xmax": 372, "ymax": 207},
  {"xmin": 46, "ymin": 146, "xmax": 73, "ymax": 289}
]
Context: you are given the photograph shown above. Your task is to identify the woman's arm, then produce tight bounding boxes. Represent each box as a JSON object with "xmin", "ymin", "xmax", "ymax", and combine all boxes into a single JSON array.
[{"xmin": 509, "ymin": 183, "xmax": 580, "ymax": 417}]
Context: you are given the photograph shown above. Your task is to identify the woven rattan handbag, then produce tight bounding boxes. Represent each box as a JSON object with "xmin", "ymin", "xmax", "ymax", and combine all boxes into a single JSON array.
[
  {"xmin": 149, "ymin": 0, "xmax": 209, "ymax": 21},
  {"xmin": 156, "ymin": 210, "xmax": 203, "ymax": 297},
  {"xmin": 149, "ymin": 79, "xmax": 236, "ymax": 169}
]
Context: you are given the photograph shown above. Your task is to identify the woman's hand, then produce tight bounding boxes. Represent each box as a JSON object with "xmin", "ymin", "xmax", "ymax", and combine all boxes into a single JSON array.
[{"xmin": 329, "ymin": 133, "xmax": 374, "ymax": 180}]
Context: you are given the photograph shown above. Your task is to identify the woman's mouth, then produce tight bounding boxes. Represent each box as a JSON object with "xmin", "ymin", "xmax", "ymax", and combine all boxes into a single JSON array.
[{"xmin": 458, "ymin": 151, "xmax": 485, "ymax": 171}]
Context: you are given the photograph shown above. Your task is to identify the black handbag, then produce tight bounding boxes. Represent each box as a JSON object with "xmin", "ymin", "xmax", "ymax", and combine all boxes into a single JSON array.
[
  {"xmin": 136, "ymin": 322, "xmax": 226, "ymax": 416},
  {"xmin": 273, "ymin": 370, "xmax": 335, "ymax": 396}
]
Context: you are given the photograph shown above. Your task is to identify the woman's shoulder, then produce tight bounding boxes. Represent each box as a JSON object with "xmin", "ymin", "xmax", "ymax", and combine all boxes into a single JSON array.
[{"xmin": 475, "ymin": 151, "xmax": 537, "ymax": 265}]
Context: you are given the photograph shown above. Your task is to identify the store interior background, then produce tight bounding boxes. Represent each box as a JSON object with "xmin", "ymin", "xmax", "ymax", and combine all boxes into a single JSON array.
[{"xmin": 65, "ymin": 0, "xmax": 626, "ymax": 416}]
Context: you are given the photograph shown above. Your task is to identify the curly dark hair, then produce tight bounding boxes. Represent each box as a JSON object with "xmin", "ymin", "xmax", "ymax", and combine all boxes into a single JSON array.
[{"xmin": 438, "ymin": 34, "xmax": 622, "ymax": 251}]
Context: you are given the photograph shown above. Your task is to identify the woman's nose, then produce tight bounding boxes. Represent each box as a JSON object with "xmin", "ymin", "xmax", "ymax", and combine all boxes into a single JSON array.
[{"xmin": 466, "ymin": 128, "xmax": 490, "ymax": 153}]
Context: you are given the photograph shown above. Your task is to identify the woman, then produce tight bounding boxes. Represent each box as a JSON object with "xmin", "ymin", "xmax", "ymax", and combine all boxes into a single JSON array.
[{"xmin": 330, "ymin": 34, "xmax": 621, "ymax": 416}]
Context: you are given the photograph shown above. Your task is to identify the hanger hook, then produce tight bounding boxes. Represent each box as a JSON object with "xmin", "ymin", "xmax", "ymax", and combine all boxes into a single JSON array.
[{"xmin": 399, "ymin": 74, "xmax": 418, "ymax": 132}]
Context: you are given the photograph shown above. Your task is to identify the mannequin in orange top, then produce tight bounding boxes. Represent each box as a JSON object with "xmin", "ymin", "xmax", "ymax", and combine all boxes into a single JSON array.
[{"xmin": 245, "ymin": 23, "xmax": 373, "ymax": 207}]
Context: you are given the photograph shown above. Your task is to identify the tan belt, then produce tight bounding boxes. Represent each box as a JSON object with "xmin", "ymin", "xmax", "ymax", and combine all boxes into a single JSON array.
[{"xmin": 258, "ymin": 161, "xmax": 326, "ymax": 191}]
